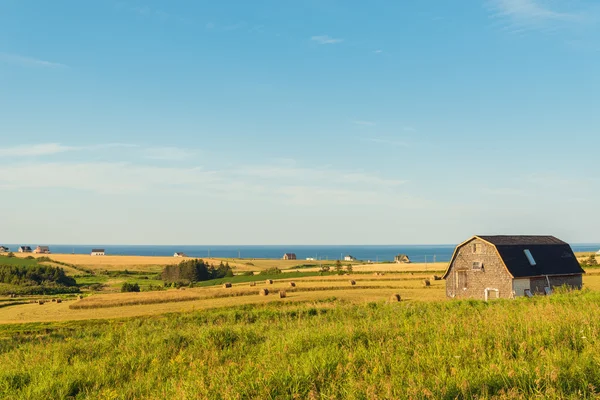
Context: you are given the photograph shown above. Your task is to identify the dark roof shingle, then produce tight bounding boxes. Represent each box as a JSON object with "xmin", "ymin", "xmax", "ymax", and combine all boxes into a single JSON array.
[{"xmin": 478, "ymin": 235, "xmax": 584, "ymax": 278}]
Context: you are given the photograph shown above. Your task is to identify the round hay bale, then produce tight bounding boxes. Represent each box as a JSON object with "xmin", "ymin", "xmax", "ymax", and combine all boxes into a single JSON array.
[
  {"xmin": 279, "ymin": 291, "xmax": 287, "ymax": 298},
  {"xmin": 423, "ymin": 279, "xmax": 431, "ymax": 287},
  {"xmin": 289, "ymin": 282, "xmax": 296, "ymax": 287},
  {"xmin": 390, "ymin": 293, "xmax": 401, "ymax": 302},
  {"xmin": 56, "ymin": 299, "xmax": 62, "ymax": 304},
  {"xmin": 51, "ymin": 299, "xmax": 56, "ymax": 302},
  {"xmin": 249, "ymin": 282, "xmax": 257, "ymax": 287},
  {"xmin": 223, "ymin": 283, "xmax": 232, "ymax": 288},
  {"xmin": 349, "ymin": 280, "xmax": 356, "ymax": 286},
  {"xmin": 266, "ymin": 279, "xmax": 273, "ymax": 285},
  {"xmin": 78, "ymin": 295, "xmax": 84, "ymax": 300},
  {"xmin": 260, "ymin": 288, "xmax": 269, "ymax": 296},
  {"xmin": 38, "ymin": 300, "xmax": 44, "ymax": 305}
]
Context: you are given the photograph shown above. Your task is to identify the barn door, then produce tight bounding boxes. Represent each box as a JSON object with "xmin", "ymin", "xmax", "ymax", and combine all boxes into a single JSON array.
[{"xmin": 456, "ymin": 271, "xmax": 467, "ymax": 290}]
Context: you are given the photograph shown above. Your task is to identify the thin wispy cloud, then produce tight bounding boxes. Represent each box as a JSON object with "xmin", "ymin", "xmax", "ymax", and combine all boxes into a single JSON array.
[
  {"xmin": 363, "ymin": 138, "xmax": 410, "ymax": 147},
  {"xmin": 373, "ymin": 49, "xmax": 383, "ymax": 54},
  {"xmin": 487, "ymin": 0, "xmax": 586, "ymax": 32},
  {"xmin": 0, "ymin": 143, "xmax": 138, "ymax": 157},
  {"xmin": 143, "ymin": 146, "xmax": 194, "ymax": 161},
  {"xmin": 352, "ymin": 120, "xmax": 376, "ymax": 127},
  {"xmin": 0, "ymin": 52, "xmax": 68, "ymax": 69},
  {"xmin": 311, "ymin": 35, "xmax": 344, "ymax": 45},
  {"xmin": 0, "ymin": 143, "xmax": 74, "ymax": 157}
]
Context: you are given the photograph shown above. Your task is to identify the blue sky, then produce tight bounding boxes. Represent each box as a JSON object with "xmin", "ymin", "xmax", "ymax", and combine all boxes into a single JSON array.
[{"xmin": 0, "ymin": 0, "xmax": 599, "ymax": 245}]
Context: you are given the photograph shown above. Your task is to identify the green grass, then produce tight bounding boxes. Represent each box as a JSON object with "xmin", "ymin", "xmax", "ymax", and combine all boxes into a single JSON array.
[
  {"xmin": 0, "ymin": 256, "xmax": 38, "ymax": 267},
  {"xmin": 2, "ymin": 290, "xmax": 600, "ymax": 399}
]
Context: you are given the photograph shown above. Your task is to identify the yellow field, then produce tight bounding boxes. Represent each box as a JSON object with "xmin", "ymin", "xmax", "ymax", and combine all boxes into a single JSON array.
[
  {"xmin": 13, "ymin": 253, "xmax": 366, "ymax": 272},
  {"xmin": 0, "ymin": 273, "xmax": 445, "ymax": 324},
  {"xmin": 12, "ymin": 252, "xmax": 429, "ymax": 273}
]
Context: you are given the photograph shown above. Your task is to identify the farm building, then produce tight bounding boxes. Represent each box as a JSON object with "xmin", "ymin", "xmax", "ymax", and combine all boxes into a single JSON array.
[
  {"xmin": 283, "ymin": 253, "xmax": 297, "ymax": 260},
  {"xmin": 174, "ymin": 252, "xmax": 187, "ymax": 258},
  {"xmin": 394, "ymin": 254, "xmax": 411, "ymax": 263},
  {"xmin": 33, "ymin": 246, "xmax": 51, "ymax": 254},
  {"xmin": 443, "ymin": 235, "xmax": 584, "ymax": 300},
  {"xmin": 344, "ymin": 255, "xmax": 357, "ymax": 261},
  {"xmin": 91, "ymin": 249, "xmax": 105, "ymax": 256},
  {"xmin": 0, "ymin": 246, "xmax": 9, "ymax": 252},
  {"xmin": 18, "ymin": 246, "xmax": 32, "ymax": 253}
]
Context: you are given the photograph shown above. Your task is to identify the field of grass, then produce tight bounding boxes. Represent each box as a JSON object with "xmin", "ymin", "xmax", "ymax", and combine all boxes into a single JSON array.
[
  {"xmin": 12, "ymin": 253, "xmax": 367, "ymax": 273},
  {"xmin": 3, "ymin": 290, "xmax": 600, "ymax": 399}
]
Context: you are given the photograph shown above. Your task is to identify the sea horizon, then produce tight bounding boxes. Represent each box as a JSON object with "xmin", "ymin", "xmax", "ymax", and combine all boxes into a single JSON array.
[{"xmin": 4, "ymin": 243, "xmax": 599, "ymax": 263}]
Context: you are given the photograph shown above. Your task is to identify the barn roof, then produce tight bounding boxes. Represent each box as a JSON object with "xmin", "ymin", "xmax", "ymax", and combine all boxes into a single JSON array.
[
  {"xmin": 444, "ymin": 235, "xmax": 585, "ymax": 279},
  {"xmin": 92, "ymin": 249, "xmax": 105, "ymax": 252}
]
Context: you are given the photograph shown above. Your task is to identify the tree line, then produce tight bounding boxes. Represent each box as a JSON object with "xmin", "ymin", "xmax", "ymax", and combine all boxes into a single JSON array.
[
  {"xmin": 161, "ymin": 259, "xmax": 233, "ymax": 284},
  {"xmin": 0, "ymin": 265, "xmax": 77, "ymax": 287}
]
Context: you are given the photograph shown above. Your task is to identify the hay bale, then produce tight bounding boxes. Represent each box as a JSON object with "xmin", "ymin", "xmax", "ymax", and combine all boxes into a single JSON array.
[
  {"xmin": 78, "ymin": 295, "xmax": 84, "ymax": 300},
  {"xmin": 51, "ymin": 299, "xmax": 56, "ymax": 302},
  {"xmin": 38, "ymin": 300, "xmax": 44, "ymax": 305},
  {"xmin": 249, "ymin": 282, "xmax": 257, "ymax": 287},
  {"xmin": 423, "ymin": 279, "xmax": 431, "ymax": 287},
  {"xmin": 56, "ymin": 299, "xmax": 62, "ymax": 304},
  {"xmin": 390, "ymin": 293, "xmax": 401, "ymax": 302},
  {"xmin": 223, "ymin": 283, "xmax": 232, "ymax": 288},
  {"xmin": 279, "ymin": 291, "xmax": 287, "ymax": 298},
  {"xmin": 260, "ymin": 288, "xmax": 269, "ymax": 296},
  {"xmin": 266, "ymin": 279, "xmax": 273, "ymax": 285},
  {"xmin": 349, "ymin": 280, "xmax": 356, "ymax": 286},
  {"xmin": 289, "ymin": 282, "xmax": 296, "ymax": 287}
]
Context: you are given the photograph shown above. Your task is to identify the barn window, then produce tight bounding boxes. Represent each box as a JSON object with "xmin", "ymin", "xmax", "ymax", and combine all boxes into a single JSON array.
[
  {"xmin": 457, "ymin": 271, "xmax": 467, "ymax": 290},
  {"xmin": 524, "ymin": 249, "xmax": 536, "ymax": 266},
  {"xmin": 473, "ymin": 243, "xmax": 483, "ymax": 254},
  {"xmin": 472, "ymin": 261, "xmax": 483, "ymax": 271}
]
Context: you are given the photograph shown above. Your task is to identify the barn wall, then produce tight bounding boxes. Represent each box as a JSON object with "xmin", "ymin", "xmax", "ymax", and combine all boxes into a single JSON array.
[
  {"xmin": 529, "ymin": 275, "xmax": 582, "ymax": 294},
  {"xmin": 445, "ymin": 238, "xmax": 513, "ymax": 300},
  {"xmin": 512, "ymin": 278, "xmax": 531, "ymax": 297}
]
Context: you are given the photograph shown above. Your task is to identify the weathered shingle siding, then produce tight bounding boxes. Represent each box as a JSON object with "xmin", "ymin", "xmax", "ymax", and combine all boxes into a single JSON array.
[
  {"xmin": 530, "ymin": 275, "xmax": 582, "ymax": 294},
  {"xmin": 446, "ymin": 238, "xmax": 513, "ymax": 300}
]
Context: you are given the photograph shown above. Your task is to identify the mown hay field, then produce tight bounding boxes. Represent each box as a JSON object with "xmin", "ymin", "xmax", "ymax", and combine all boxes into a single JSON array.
[
  {"xmin": 0, "ymin": 273, "xmax": 445, "ymax": 324},
  {"xmin": 12, "ymin": 253, "xmax": 368, "ymax": 273},
  {"xmin": 2, "ymin": 290, "xmax": 600, "ymax": 399}
]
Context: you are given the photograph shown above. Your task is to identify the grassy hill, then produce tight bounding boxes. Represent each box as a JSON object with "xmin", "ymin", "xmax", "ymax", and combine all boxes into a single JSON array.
[{"xmin": 1, "ymin": 290, "xmax": 600, "ymax": 399}]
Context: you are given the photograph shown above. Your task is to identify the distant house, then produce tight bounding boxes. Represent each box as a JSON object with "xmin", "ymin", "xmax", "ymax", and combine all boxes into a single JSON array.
[
  {"xmin": 33, "ymin": 246, "xmax": 51, "ymax": 254},
  {"xmin": 394, "ymin": 254, "xmax": 411, "ymax": 264},
  {"xmin": 443, "ymin": 235, "xmax": 585, "ymax": 300},
  {"xmin": 344, "ymin": 255, "xmax": 357, "ymax": 262},
  {"xmin": 18, "ymin": 246, "xmax": 32, "ymax": 253},
  {"xmin": 283, "ymin": 253, "xmax": 297, "ymax": 260},
  {"xmin": 91, "ymin": 249, "xmax": 105, "ymax": 256},
  {"xmin": 596, "ymin": 249, "xmax": 600, "ymax": 255},
  {"xmin": 0, "ymin": 246, "xmax": 9, "ymax": 253},
  {"xmin": 306, "ymin": 257, "xmax": 315, "ymax": 261},
  {"xmin": 174, "ymin": 252, "xmax": 187, "ymax": 258}
]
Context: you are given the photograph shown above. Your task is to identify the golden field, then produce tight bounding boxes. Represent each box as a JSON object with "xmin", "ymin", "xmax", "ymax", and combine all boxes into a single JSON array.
[
  {"xmin": 12, "ymin": 252, "xmax": 440, "ymax": 273},
  {"xmin": 4, "ymin": 271, "xmax": 600, "ymax": 325}
]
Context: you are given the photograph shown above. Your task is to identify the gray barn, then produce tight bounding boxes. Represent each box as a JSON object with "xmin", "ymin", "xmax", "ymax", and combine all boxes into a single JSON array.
[{"xmin": 443, "ymin": 235, "xmax": 584, "ymax": 300}]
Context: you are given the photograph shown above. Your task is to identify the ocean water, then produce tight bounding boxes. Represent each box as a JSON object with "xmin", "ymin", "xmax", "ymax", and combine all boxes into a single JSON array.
[{"xmin": 4, "ymin": 244, "xmax": 599, "ymax": 263}]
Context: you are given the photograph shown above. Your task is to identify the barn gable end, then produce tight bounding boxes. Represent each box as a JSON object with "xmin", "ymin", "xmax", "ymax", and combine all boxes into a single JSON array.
[{"xmin": 444, "ymin": 237, "xmax": 514, "ymax": 300}]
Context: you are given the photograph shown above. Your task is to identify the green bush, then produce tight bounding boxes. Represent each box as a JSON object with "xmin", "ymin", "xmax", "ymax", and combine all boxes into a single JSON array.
[
  {"xmin": 162, "ymin": 259, "xmax": 234, "ymax": 283},
  {"xmin": 260, "ymin": 268, "xmax": 282, "ymax": 275},
  {"xmin": 121, "ymin": 282, "xmax": 140, "ymax": 293},
  {"xmin": 0, "ymin": 264, "xmax": 76, "ymax": 287}
]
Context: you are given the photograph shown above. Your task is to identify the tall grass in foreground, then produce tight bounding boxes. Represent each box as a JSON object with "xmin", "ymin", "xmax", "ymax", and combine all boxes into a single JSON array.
[{"xmin": 2, "ymin": 291, "xmax": 600, "ymax": 399}]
